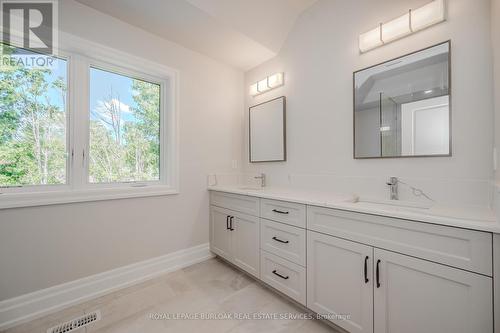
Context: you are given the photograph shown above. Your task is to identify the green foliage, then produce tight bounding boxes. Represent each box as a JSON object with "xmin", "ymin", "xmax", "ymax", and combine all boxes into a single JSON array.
[
  {"xmin": 0, "ymin": 51, "xmax": 67, "ymax": 186},
  {"xmin": 88, "ymin": 79, "xmax": 161, "ymax": 183},
  {"xmin": 1, "ymin": 47, "xmax": 161, "ymax": 187}
]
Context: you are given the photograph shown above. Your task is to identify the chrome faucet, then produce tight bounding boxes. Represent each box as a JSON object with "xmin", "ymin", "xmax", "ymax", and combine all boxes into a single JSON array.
[
  {"xmin": 386, "ymin": 177, "xmax": 399, "ymax": 200},
  {"xmin": 254, "ymin": 173, "xmax": 266, "ymax": 187}
]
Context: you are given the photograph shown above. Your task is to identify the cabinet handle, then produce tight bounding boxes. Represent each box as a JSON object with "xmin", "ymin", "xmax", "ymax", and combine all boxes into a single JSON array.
[
  {"xmin": 272, "ymin": 209, "xmax": 289, "ymax": 214},
  {"xmin": 226, "ymin": 216, "xmax": 230, "ymax": 230},
  {"xmin": 364, "ymin": 256, "xmax": 369, "ymax": 283},
  {"xmin": 272, "ymin": 270, "xmax": 289, "ymax": 280},
  {"xmin": 376, "ymin": 259, "xmax": 381, "ymax": 288},
  {"xmin": 272, "ymin": 236, "xmax": 289, "ymax": 244},
  {"xmin": 229, "ymin": 216, "xmax": 235, "ymax": 231}
]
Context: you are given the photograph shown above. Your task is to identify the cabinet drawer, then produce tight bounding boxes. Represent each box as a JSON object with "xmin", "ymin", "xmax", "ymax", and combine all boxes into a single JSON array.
[
  {"xmin": 261, "ymin": 219, "xmax": 306, "ymax": 266},
  {"xmin": 260, "ymin": 251, "xmax": 306, "ymax": 305},
  {"xmin": 307, "ymin": 206, "xmax": 493, "ymax": 276},
  {"xmin": 210, "ymin": 191, "xmax": 260, "ymax": 216},
  {"xmin": 261, "ymin": 199, "xmax": 306, "ymax": 228}
]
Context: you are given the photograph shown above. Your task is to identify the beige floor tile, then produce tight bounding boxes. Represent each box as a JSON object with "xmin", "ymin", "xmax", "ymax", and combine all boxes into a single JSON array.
[
  {"xmin": 3, "ymin": 258, "xmax": 340, "ymax": 333},
  {"xmin": 218, "ymin": 282, "xmax": 276, "ymax": 314},
  {"xmin": 226, "ymin": 294, "xmax": 310, "ymax": 333},
  {"xmin": 291, "ymin": 319, "xmax": 343, "ymax": 333},
  {"xmin": 84, "ymin": 279, "xmax": 177, "ymax": 332},
  {"xmin": 1, "ymin": 303, "xmax": 85, "ymax": 333}
]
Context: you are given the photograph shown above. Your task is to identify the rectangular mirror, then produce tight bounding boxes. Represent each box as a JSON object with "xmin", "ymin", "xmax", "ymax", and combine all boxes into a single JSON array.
[
  {"xmin": 354, "ymin": 41, "xmax": 451, "ymax": 158},
  {"xmin": 249, "ymin": 96, "xmax": 286, "ymax": 162}
]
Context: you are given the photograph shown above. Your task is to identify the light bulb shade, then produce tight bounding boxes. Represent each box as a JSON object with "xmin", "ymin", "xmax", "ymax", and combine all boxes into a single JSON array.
[
  {"xmin": 257, "ymin": 79, "xmax": 269, "ymax": 92},
  {"xmin": 382, "ymin": 13, "xmax": 411, "ymax": 43},
  {"xmin": 359, "ymin": 26, "xmax": 383, "ymax": 53},
  {"xmin": 267, "ymin": 73, "xmax": 284, "ymax": 88},
  {"xmin": 358, "ymin": 0, "xmax": 446, "ymax": 53},
  {"xmin": 249, "ymin": 83, "xmax": 259, "ymax": 96},
  {"xmin": 249, "ymin": 73, "xmax": 285, "ymax": 96},
  {"xmin": 411, "ymin": 0, "xmax": 445, "ymax": 31},
  {"xmin": 380, "ymin": 126, "xmax": 391, "ymax": 132}
]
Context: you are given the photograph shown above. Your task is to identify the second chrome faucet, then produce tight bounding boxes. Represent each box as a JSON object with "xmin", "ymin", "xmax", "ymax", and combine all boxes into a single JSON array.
[
  {"xmin": 254, "ymin": 173, "xmax": 266, "ymax": 187},
  {"xmin": 386, "ymin": 176, "xmax": 399, "ymax": 200}
]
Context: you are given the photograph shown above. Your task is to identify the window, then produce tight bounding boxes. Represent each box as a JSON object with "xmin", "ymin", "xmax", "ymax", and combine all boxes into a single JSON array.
[
  {"xmin": 0, "ymin": 39, "xmax": 178, "ymax": 208},
  {"xmin": 88, "ymin": 67, "xmax": 161, "ymax": 184},
  {"xmin": 0, "ymin": 44, "xmax": 68, "ymax": 187}
]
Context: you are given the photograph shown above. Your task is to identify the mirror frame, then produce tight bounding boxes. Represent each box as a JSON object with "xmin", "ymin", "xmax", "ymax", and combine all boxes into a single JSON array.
[
  {"xmin": 352, "ymin": 40, "xmax": 452, "ymax": 159},
  {"xmin": 249, "ymin": 96, "xmax": 287, "ymax": 163}
]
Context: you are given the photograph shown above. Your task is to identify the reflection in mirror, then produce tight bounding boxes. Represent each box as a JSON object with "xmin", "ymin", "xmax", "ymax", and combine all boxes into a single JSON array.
[
  {"xmin": 249, "ymin": 96, "xmax": 286, "ymax": 163},
  {"xmin": 354, "ymin": 41, "xmax": 450, "ymax": 158}
]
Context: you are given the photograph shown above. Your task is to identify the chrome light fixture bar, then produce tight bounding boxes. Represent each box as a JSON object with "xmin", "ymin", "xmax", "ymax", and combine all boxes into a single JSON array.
[
  {"xmin": 359, "ymin": 0, "xmax": 445, "ymax": 53},
  {"xmin": 249, "ymin": 72, "xmax": 284, "ymax": 96}
]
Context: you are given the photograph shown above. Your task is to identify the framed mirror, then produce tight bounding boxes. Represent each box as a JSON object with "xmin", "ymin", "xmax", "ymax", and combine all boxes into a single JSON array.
[
  {"xmin": 249, "ymin": 96, "xmax": 286, "ymax": 163},
  {"xmin": 354, "ymin": 41, "xmax": 451, "ymax": 159}
]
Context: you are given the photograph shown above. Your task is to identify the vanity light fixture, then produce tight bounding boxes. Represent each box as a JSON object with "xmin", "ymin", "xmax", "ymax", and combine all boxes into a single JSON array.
[
  {"xmin": 257, "ymin": 78, "xmax": 269, "ymax": 92},
  {"xmin": 380, "ymin": 126, "xmax": 391, "ymax": 132},
  {"xmin": 359, "ymin": 0, "xmax": 445, "ymax": 53},
  {"xmin": 382, "ymin": 12, "xmax": 411, "ymax": 43},
  {"xmin": 249, "ymin": 72, "xmax": 284, "ymax": 96}
]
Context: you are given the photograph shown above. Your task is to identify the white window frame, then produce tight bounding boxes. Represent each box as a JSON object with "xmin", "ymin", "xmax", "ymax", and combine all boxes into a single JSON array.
[
  {"xmin": 0, "ymin": 32, "xmax": 179, "ymax": 209},
  {"xmin": 85, "ymin": 60, "xmax": 167, "ymax": 188}
]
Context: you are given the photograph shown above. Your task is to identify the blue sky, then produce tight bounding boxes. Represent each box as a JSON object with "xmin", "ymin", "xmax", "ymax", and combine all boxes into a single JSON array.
[
  {"xmin": 33, "ymin": 60, "xmax": 158, "ymax": 132},
  {"xmin": 40, "ymin": 58, "xmax": 67, "ymax": 110},
  {"xmin": 89, "ymin": 67, "xmax": 137, "ymax": 123}
]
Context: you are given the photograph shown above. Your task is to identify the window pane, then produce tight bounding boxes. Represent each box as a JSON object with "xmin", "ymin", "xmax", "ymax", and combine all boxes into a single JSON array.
[
  {"xmin": 89, "ymin": 67, "xmax": 160, "ymax": 183},
  {"xmin": 0, "ymin": 44, "xmax": 68, "ymax": 187}
]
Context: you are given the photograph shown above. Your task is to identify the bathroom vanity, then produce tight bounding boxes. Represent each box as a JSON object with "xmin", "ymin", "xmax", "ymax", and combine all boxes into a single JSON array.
[{"xmin": 208, "ymin": 187, "xmax": 499, "ymax": 333}]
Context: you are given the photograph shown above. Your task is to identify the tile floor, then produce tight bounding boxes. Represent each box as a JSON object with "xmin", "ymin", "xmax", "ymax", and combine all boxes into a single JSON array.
[{"xmin": 2, "ymin": 258, "xmax": 341, "ymax": 333}]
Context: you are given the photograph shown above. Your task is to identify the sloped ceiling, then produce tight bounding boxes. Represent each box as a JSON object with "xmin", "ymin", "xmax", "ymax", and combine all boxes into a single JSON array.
[{"xmin": 75, "ymin": 0, "xmax": 317, "ymax": 71}]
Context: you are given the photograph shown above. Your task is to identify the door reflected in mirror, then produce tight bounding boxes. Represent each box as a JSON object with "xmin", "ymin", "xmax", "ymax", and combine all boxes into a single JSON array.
[{"xmin": 354, "ymin": 41, "xmax": 451, "ymax": 158}]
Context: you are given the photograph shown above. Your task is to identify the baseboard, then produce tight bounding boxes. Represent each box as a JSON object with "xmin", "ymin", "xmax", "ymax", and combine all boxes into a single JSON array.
[{"xmin": 0, "ymin": 243, "xmax": 214, "ymax": 331}]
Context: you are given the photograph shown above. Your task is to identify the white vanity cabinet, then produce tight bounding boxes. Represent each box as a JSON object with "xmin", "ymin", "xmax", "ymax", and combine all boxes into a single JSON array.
[
  {"xmin": 231, "ymin": 212, "xmax": 260, "ymax": 277},
  {"xmin": 210, "ymin": 206, "xmax": 233, "ymax": 260},
  {"xmin": 209, "ymin": 190, "xmax": 496, "ymax": 333},
  {"xmin": 260, "ymin": 250, "xmax": 307, "ymax": 305},
  {"xmin": 307, "ymin": 229, "xmax": 493, "ymax": 333},
  {"xmin": 260, "ymin": 198, "xmax": 306, "ymax": 228},
  {"xmin": 260, "ymin": 218, "xmax": 306, "ymax": 266},
  {"xmin": 259, "ymin": 199, "xmax": 307, "ymax": 305},
  {"xmin": 307, "ymin": 205, "xmax": 494, "ymax": 333},
  {"xmin": 373, "ymin": 249, "xmax": 492, "ymax": 333},
  {"xmin": 307, "ymin": 231, "xmax": 373, "ymax": 333},
  {"xmin": 209, "ymin": 194, "xmax": 260, "ymax": 278}
]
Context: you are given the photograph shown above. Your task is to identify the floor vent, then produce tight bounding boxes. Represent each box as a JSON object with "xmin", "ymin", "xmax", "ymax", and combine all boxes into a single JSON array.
[{"xmin": 47, "ymin": 310, "xmax": 101, "ymax": 333}]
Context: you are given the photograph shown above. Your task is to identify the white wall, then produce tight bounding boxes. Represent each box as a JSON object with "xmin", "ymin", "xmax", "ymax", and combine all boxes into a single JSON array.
[
  {"xmin": 0, "ymin": 0, "xmax": 243, "ymax": 301},
  {"xmin": 243, "ymin": 0, "xmax": 495, "ymax": 205},
  {"xmin": 494, "ymin": 0, "xmax": 500, "ymax": 183}
]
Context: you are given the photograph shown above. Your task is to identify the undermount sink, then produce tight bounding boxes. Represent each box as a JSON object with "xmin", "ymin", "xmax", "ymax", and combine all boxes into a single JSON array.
[
  {"xmin": 353, "ymin": 199, "xmax": 432, "ymax": 213},
  {"xmin": 238, "ymin": 186, "xmax": 264, "ymax": 190}
]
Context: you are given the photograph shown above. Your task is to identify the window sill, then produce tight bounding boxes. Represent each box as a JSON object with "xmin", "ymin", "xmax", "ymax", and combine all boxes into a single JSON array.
[{"xmin": 0, "ymin": 186, "xmax": 179, "ymax": 210}]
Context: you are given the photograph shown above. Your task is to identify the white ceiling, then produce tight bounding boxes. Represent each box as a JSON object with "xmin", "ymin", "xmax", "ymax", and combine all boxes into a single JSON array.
[{"xmin": 75, "ymin": 0, "xmax": 317, "ymax": 70}]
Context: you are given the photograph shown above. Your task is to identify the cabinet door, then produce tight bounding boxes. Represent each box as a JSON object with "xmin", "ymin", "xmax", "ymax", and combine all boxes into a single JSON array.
[
  {"xmin": 307, "ymin": 231, "xmax": 374, "ymax": 333},
  {"xmin": 210, "ymin": 206, "xmax": 232, "ymax": 261},
  {"xmin": 374, "ymin": 249, "xmax": 493, "ymax": 333},
  {"xmin": 231, "ymin": 212, "xmax": 260, "ymax": 278}
]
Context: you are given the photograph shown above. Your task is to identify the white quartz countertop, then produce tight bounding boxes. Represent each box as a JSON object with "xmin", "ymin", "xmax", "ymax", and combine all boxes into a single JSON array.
[{"xmin": 208, "ymin": 185, "xmax": 500, "ymax": 233}]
